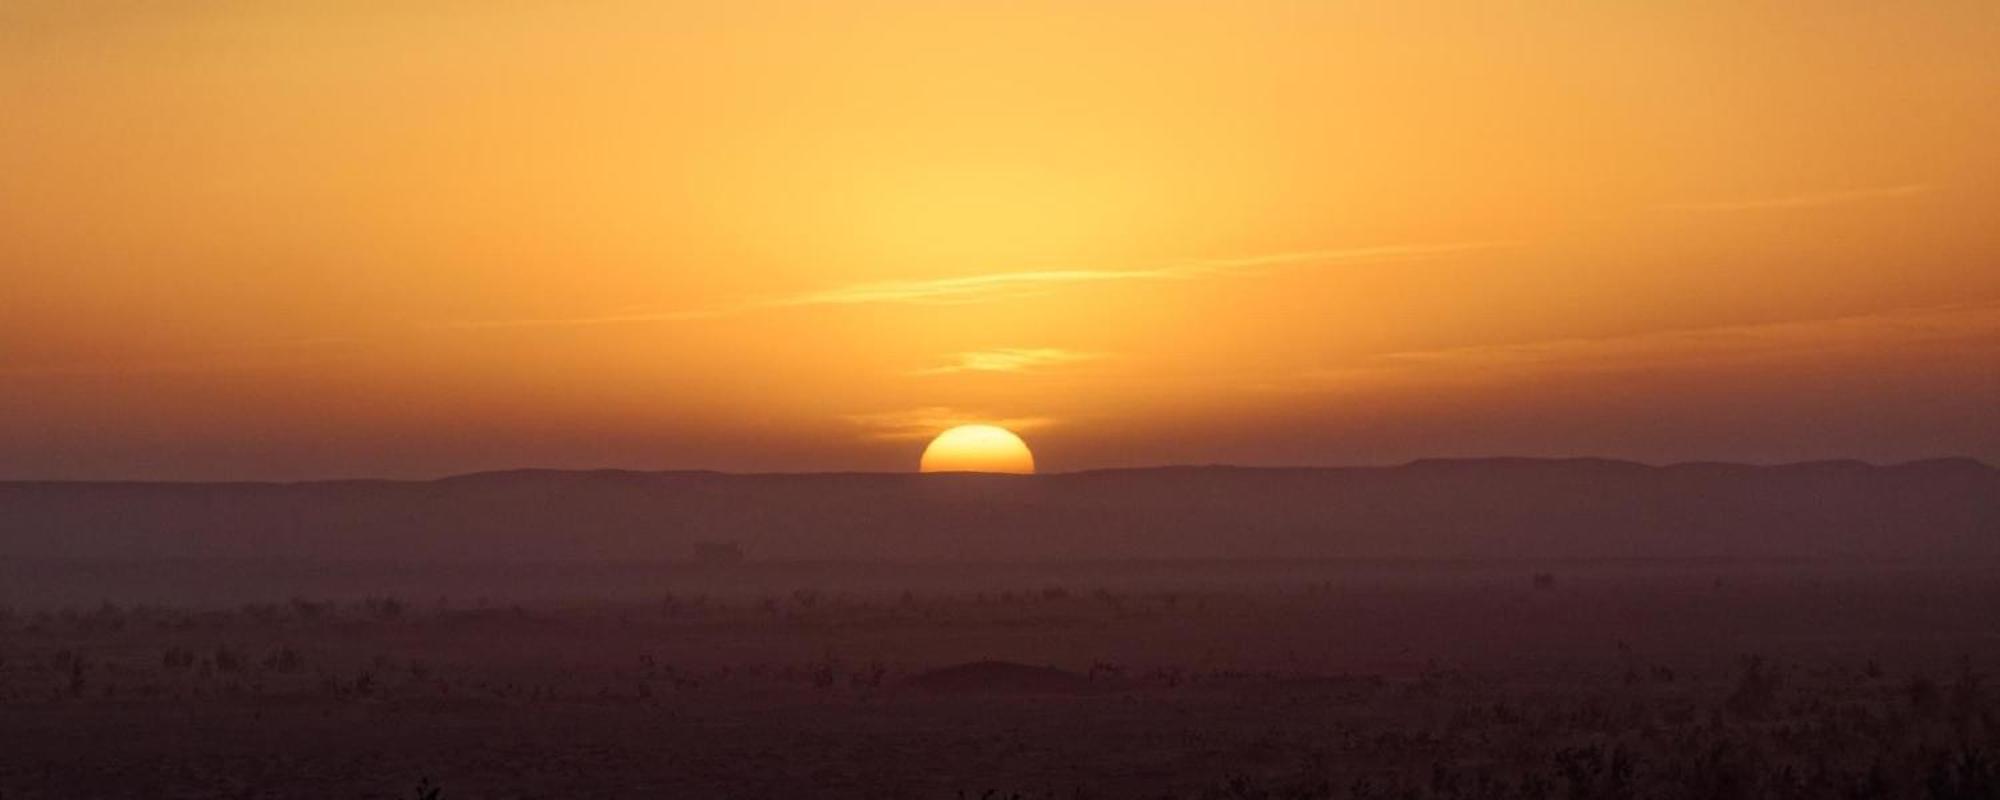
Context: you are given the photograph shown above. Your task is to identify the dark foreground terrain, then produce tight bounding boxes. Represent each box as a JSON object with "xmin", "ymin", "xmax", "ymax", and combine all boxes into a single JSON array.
[
  {"xmin": 7, "ymin": 460, "xmax": 1994, "ymax": 561},
  {"xmin": 2, "ymin": 559, "xmax": 1998, "ymax": 798}
]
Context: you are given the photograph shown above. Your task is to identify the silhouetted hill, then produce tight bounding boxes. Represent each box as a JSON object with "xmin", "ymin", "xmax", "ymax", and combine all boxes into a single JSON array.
[{"xmin": 0, "ymin": 459, "xmax": 1993, "ymax": 561}]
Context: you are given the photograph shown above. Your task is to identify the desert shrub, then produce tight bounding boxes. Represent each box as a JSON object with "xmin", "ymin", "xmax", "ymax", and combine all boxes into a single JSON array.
[
  {"xmin": 1201, "ymin": 772, "xmax": 1334, "ymax": 800},
  {"xmin": 1552, "ymin": 744, "xmax": 1637, "ymax": 799},
  {"xmin": 262, "ymin": 646, "xmax": 304, "ymax": 673},
  {"xmin": 66, "ymin": 657, "xmax": 88, "ymax": 697},
  {"xmin": 852, "ymin": 661, "xmax": 887, "ymax": 689},
  {"xmin": 289, "ymin": 597, "xmax": 326, "ymax": 622},
  {"xmin": 365, "ymin": 596, "xmax": 406, "ymax": 620},
  {"xmin": 1911, "ymin": 675, "xmax": 1944, "ymax": 718},
  {"xmin": 1948, "ymin": 667, "xmax": 1985, "ymax": 720},
  {"xmin": 1924, "ymin": 745, "xmax": 1998, "ymax": 800},
  {"xmin": 80, "ymin": 602, "xmax": 127, "ymax": 633},
  {"xmin": 1726, "ymin": 656, "xmax": 1782, "ymax": 719},
  {"xmin": 240, "ymin": 603, "xmax": 282, "ymax": 624}
]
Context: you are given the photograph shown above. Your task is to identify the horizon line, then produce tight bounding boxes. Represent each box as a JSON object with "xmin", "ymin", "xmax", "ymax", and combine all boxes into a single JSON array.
[{"xmin": 1, "ymin": 455, "xmax": 1989, "ymax": 486}]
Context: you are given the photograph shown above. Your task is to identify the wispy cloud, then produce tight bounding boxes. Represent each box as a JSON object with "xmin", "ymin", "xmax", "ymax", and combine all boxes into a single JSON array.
[
  {"xmin": 846, "ymin": 406, "xmax": 1057, "ymax": 441},
  {"xmin": 911, "ymin": 347, "xmax": 1105, "ymax": 376},
  {"xmin": 1300, "ymin": 302, "xmax": 2000, "ymax": 390},
  {"xmin": 774, "ymin": 269, "xmax": 1186, "ymax": 308},
  {"xmin": 0, "ymin": 337, "xmax": 362, "ymax": 379},
  {"xmin": 437, "ymin": 307, "xmax": 736, "ymax": 329},
  {"xmin": 441, "ymin": 239, "xmax": 1519, "ymax": 330},
  {"xmin": 1663, "ymin": 183, "xmax": 1929, "ymax": 213}
]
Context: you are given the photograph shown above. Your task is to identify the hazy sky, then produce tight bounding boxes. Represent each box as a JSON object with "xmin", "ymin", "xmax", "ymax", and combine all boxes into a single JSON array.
[{"xmin": 3, "ymin": 0, "xmax": 1997, "ymax": 479}]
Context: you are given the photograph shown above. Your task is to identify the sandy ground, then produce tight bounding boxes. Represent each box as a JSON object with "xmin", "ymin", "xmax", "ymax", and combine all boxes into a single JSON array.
[{"xmin": 1, "ymin": 560, "xmax": 1996, "ymax": 798}]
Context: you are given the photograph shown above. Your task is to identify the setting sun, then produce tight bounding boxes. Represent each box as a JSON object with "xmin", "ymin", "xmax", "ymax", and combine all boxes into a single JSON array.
[
  {"xmin": 919, "ymin": 425, "xmax": 1036, "ymax": 474},
  {"xmin": 2, "ymin": 2, "xmax": 1997, "ymax": 795}
]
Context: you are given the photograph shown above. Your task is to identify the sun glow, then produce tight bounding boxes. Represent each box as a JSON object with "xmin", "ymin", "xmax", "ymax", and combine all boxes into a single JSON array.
[
  {"xmin": 1, "ymin": 1, "xmax": 1995, "ymax": 478},
  {"xmin": 919, "ymin": 425, "xmax": 1036, "ymax": 474}
]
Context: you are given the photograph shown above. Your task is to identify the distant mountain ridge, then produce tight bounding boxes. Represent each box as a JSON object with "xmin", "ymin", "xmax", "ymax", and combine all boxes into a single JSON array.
[{"xmin": 1, "ymin": 458, "xmax": 1993, "ymax": 561}]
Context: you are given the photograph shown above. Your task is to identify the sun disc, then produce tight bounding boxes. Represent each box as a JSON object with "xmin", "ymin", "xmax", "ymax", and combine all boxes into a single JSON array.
[{"xmin": 919, "ymin": 424, "xmax": 1036, "ymax": 474}]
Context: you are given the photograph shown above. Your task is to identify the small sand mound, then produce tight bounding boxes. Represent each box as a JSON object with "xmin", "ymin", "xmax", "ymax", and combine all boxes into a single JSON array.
[{"xmin": 903, "ymin": 660, "xmax": 1093, "ymax": 693}]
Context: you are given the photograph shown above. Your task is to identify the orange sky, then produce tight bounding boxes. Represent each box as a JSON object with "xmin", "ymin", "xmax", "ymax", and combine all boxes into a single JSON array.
[{"xmin": 2, "ymin": 0, "xmax": 1997, "ymax": 479}]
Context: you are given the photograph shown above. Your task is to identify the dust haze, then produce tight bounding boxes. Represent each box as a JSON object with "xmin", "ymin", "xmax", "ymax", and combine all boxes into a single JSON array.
[{"xmin": 3, "ymin": 461, "xmax": 1998, "ymax": 797}]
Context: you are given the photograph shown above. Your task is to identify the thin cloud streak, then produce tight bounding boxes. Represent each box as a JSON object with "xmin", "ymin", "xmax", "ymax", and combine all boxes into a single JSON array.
[
  {"xmin": 911, "ymin": 347, "xmax": 1106, "ymax": 376},
  {"xmin": 1663, "ymin": 183, "xmax": 1929, "ymax": 213},
  {"xmin": 439, "ymin": 307, "xmax": 736, "ymax": 329},
  {"xmin": 846, "ymin": 406, "xmax": 1057, "ymax": 441},
  {"xmin": 0, "ymin": 337, "xmax": 363, "ymax": 379},
  {"xmin": 1299, "ymin": 302, "xmax": 2000, "ymax": 390},
  {"xmin": 441, "ymin": 240, "xmax": 1519, "ymax": 330}
]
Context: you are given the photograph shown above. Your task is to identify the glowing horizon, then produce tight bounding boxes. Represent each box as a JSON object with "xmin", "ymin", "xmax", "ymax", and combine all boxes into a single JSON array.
[{"xmin": 1, "ymin": 1, "xmax": 1996, "ymax": 480}]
